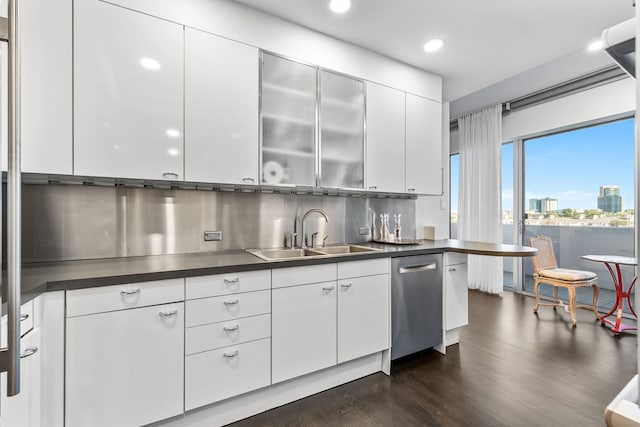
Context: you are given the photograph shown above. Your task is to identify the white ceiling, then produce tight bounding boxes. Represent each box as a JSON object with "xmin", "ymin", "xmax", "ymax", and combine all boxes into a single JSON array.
[{"xmin": 233, "ymin": 0, "xmax": 635, "ymax": 111}]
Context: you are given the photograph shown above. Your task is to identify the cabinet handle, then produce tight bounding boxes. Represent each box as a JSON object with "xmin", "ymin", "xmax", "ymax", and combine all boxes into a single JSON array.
[
  {"xmin": 341, "ymin": 283, "xmax": 352, "ymax": 289},
  {"xmin": 19, "ymin": 313, "xmax": 29, "ymax": 322},
  {"xmin": 322, "ymin": 286, "xmax": 335, "ymax": 291},
  {"xmin": 20, "ymin": 347, "xmax": 38, "ymax": 359},
  {"xmin": 162, "ymin": 172, "xmax": 179, "ymax": 179},
  {"xmin": 223, "ymin": 324, "xmax": 239, "ymax": 332},
  {"xmin": 407, "ymin": 188, "xmax": 416, "ymax": 192},
  {"xmin": 448, "ymin": 268, "xmax": 456, "ymax": 272},
  {"xmin": 223, "ymin": 299, "xmax": 240, "ymax": 306},
  {"xmin": 223, "ymin": 350, "xmax": 239, "ymax": 358},
  {"xmin": 120, "ymin": 288, "xmax": 141, "ymax": 296},
  {"xmin": 368, "ymin": 185, "xmax": 377, "ymax": 190},
  {"xmin": 223, "ymin": 278, "xmax": 240, "ymax": 285},
  {"xmin": 159, "ymin": 310, "xmax": 178, "ymax": 318},
  {"xmin": 242, "ymin": 177, "xmax": 255, "ymax": 183}
]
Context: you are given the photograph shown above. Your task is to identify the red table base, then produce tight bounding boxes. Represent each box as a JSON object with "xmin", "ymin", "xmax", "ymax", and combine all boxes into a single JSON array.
[{"xmin": 599, "ymin": 261, "xmax": 637, "ymax": 335}]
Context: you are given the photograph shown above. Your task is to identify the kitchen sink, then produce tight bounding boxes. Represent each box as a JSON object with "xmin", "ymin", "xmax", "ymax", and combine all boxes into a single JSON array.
[
  {"xmin": 246, "ymin": 247, "xmax": 327, "ymax": 261},
  {"xmin": 316, "ymin": 244, "xmax": 381, "ymax": 255},
  {"xmin": 246, "ymin": 244, "xmax": 381, "ymax": 261}
]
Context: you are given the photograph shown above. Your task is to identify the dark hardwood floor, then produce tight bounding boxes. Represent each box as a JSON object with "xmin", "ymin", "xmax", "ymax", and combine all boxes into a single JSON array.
[{"xmin": 231, "ymin": 290, "xmax": 637, "ymax": 427}]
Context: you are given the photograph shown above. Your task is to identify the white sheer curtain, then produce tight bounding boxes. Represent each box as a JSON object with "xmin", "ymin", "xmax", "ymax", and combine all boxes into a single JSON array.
[{"xmin": 458, "ymin": 104, "xmax": 504, "ymax": 295}]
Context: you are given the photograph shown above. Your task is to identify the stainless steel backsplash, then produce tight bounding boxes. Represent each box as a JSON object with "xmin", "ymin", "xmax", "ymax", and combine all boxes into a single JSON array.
[{"xmin": 21, "ymin": 184, "xmax": 416, "ymax": 262}]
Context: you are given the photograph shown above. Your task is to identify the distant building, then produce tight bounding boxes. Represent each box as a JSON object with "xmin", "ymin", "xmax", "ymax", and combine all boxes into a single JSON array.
[
  {"xmin": 597, "ymin": 185, "xmax": 623, "ymax": 213},
  {"xmin": 529, "ymin": 197, "xmax": 558, "ymax": 213}
]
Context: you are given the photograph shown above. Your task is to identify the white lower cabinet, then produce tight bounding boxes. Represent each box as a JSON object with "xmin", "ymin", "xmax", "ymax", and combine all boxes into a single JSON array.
[
  {"xmin": 444, "ymin": 253, "xmax": 469, "ymax": 332},
  {"xmin": 0, "ymin": 328, "xmax": 41, "ymax": 427},
  {"xmin": 338, "ymin": 274, "xmax": 389, "ymax": 364},
  {"xmin": 185, "ymin": 338, "xmax": 271, "ymax": 411},
  {"xmin": 185, "ymin": 269, "xmax": 271, "ymax": 410},
  {"xmin": 65, "ymin": 302, "xmax": 184, "ymax": 427},
  {"xmin": 272, "ymin": 280, "xmax": 337, "ymax": 384}
]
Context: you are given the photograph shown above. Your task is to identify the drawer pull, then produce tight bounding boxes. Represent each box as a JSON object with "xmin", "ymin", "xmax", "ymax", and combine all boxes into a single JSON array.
[
  {"xmin": 322, "ymin": 286, "xmax": 335, "ymax": 291},
  {"xmin": 223, "ymin": 324, "xmax": 239, "ymax": 333},
  {"xmin": 120, "ymin": 288, "xmax": 141, "ymax": 296},
  {"xmin": 20, "ymin": 346, "xmax": 38, "ymax": 359},
  {"xmin": 223, "ymin": 278, "xmax": 240, "ymax": 285},
  {"xmin": 368, "ymin": 185, "xmax": 377, "ymax": 190},
  {"xmin": 448, "ymin": 268, "xmax": 456, "ymax": 272},
  {"xmin": 223, "ymin": 350, "xmax": 239, "ymax": 358},
  {"xmin": 407, "ymin": 188, "xmax": 416, "ymax": 192},
  {"xmin": 159, "ymin": 310, "xmax": 178, "ymax": 318},
  {"xmin": 341, "ymin": 283, "xmax": 352, "ymax": 289},
  {"xmin": 162, "ymin": 172, "xmax": 179, "ymax": 179},
  {"xmin": 242, "ymin": 177, "xmax": 255, "ymax": 183},
  {"xmin": 20, "ymin": 313, "xmax": 29, "ymax": 322},
  {"xmin": 223, "ymin": 299, "xmax": 240, "ymax": 306}
]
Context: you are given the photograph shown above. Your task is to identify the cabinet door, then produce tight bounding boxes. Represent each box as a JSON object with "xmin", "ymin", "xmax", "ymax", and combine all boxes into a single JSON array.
[
  {"xmin": 0, "ymin": 329, "xmax": 41, "ymax": 427},
  {"xmin": 74, "ymin": 0, "xmax": 184, "ymax": 180},
  {"xmin": 365, "ymin": 82, "xmax": 405, "ymax": 193},
  {"xmin": 338, "ymin": 274, "xmax": 389, "ymax": 363},
  {"xmin": 185, "ymin": 28, "xmax": 259, "ymax": 185},
  {"xmin": 20, "ymin": 0, "xmax": 72, "ymax": 174},
  {"xmin": 272, "ymin": 281, "xmax": 337, "ymax": 383},
  {"xmin": 406, "ymin": 94, "xmax": 443, "ymax": 195},
  {"xmin": 261, "ymin": 53, "xmax": 316, "ymax": 186},
  {"xmin": 445, "ymin": 262, "xmax": 469, "ymax": 330},
  {"xmin": 319, "ymin": 70, "xmax": 364, "ymax": 189},
  {"xmin": 65, "ymin": 303, "xmax": 184, "ymax": 427}
]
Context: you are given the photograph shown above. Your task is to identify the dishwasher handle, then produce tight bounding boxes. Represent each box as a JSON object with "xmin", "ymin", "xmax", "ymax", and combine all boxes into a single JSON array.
[{"xmin": 399, "ymin": 263, "xmax": 437, "ymax": 274}]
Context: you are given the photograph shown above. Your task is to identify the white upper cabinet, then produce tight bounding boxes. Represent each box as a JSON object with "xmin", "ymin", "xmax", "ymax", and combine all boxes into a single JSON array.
[
  {"xmin": 22, "ymin": 0, "xmax": 73, "ymax": 174},
  {"xmin": 406, "ymin": 94, "xmax": 443, "ymax": 195},
  {"xmin": 184, "ymin": 29, "xmax": 259, "ymax": 185},
  {"xmin": 365, "ymin": 82, "xmax": 405, "ymax": 193},
  {"xmin": 74, "ymin": 0, "xmax": 184, "ymax": 181}
]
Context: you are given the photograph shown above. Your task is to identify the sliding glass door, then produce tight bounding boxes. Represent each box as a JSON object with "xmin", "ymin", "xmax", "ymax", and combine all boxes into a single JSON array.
[{"xmin": 520, "ymin": 118, "xmax": 635, "ymax": 310}]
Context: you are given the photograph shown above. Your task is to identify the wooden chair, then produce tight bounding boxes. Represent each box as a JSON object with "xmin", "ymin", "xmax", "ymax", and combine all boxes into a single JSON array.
[{"xmin": 529, "ymin": 235, "xmax": 599, "ymax": 327}]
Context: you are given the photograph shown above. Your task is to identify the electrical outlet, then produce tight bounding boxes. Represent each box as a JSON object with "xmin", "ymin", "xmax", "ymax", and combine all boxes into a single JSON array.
[
  {"xmin": 204, "ymin": 230, "xmax": 223, "ymax": 241},
  {"xmin": 359, "ymin": 227, "xmax": 370, "ymax": 235}
]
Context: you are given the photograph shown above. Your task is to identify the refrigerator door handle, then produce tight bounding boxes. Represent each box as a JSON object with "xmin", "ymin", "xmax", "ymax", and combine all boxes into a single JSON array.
[{"xmin": 0, "ymin": 0, "xmax": 23, "ymax": 401}]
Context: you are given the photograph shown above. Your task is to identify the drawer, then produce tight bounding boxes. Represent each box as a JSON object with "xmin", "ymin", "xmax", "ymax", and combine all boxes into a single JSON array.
[
  {"xmin": 185, "ymin": 338, "xmax": 271, "ymax": 411},
  {"xmin": 1, "ymin": 300, "xmax": 35, "ymax": 347},
  {"xmin": 186, "ymin": 270, "xmax": 270, "ymax": 299},
  {"xmin": 66, "ymin": 278, "xmax": 185, "ymax": 318},
  {"xmin": 186, "ymin": 313, "xmax": 271, "ymax": 355},
  {"xmin": 445, "ymin": 252, "xmax": 468, "ymax": 266},
  {"xmin": 272, "ymin": 263, "xmax": 337, "ymax": 289},
  {"xmin": 338, "ymin": 258, "xmax": 389, "ymax": 279},
  {"xmin": 185, "ymin": 290, "xmax": 270, "ymax": 327}
]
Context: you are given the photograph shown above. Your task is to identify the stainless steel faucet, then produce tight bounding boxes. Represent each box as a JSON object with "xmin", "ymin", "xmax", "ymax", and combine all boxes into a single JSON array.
[{"xmin": 301, "ymin": 208, "xmax": 329, "ymax": 248}]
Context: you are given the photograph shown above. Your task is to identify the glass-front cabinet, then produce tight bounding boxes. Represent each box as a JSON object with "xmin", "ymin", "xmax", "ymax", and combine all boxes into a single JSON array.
[
  {"xmin": 260, "ymin": 52, "xmax": 364, "ymax": 189},
  {"xmin": 319, "ymin": 70, "xmax": 364, "ymax": 189},
  {"xmin": 261, "ymin": 53, "xmax": 317, "ymax": 186}
]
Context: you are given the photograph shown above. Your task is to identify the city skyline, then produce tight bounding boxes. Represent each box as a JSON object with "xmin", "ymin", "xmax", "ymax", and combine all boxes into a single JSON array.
[{"xmin": 451, "ymin": 118, "xmax": 634, "ymax": 214}]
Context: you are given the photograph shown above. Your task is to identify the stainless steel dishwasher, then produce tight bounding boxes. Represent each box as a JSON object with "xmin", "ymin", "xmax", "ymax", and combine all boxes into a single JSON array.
[{"xmin": 391, "ymin": 254, "xmax": 443, "ymax": 360}]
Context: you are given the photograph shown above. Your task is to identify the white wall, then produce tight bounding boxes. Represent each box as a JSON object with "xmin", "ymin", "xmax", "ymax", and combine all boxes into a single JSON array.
[
  {"xmin": 450, "ymin": 77, "xmax": 635, "ymax": 150},
  {"xmin": 102, "ymin": 0, "xmax": 441, "ymax": 101}
]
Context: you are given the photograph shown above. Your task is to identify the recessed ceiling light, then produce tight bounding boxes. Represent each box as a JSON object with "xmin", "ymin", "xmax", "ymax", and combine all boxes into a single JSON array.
[
  {"xmin": 587, "ymin": 40, "xmax": 604, "ymax": 52},
  {"xmin": 329, "ymin": 0, "xmax": 351, "ymax": 14},
  {"xmin": 423, "ymin": 38, "xmax": 445, "ymax": 53}
]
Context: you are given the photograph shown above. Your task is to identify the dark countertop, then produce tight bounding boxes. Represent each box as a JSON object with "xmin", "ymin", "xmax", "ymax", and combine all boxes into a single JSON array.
[{"xmin": 18, "ymin": 239, "xmax": 536, "ymax": 301}]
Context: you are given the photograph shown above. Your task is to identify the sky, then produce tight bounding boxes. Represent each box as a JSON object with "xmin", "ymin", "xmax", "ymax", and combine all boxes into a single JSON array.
[{"xmin": 451, "ymin": 117, "xmax": 635, "ymax": 213}]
